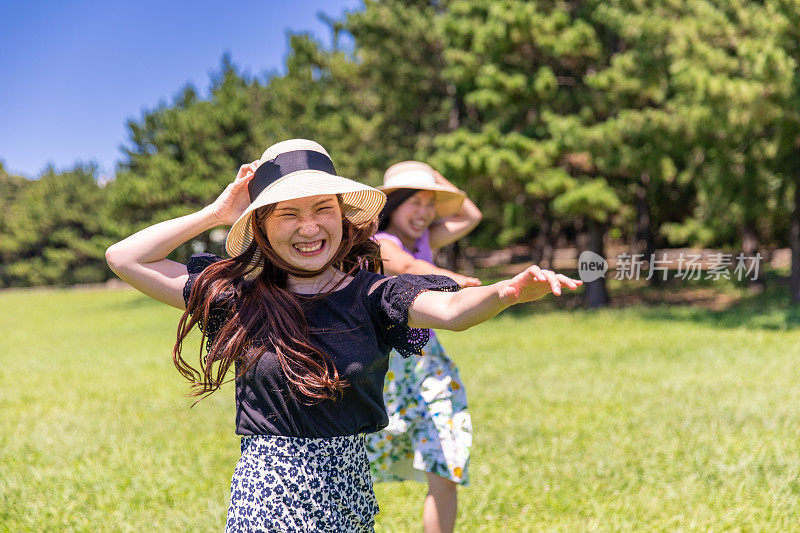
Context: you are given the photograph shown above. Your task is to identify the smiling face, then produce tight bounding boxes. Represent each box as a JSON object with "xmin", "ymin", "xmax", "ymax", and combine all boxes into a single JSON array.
[
  {"xmin": 261, "ymin": 194, "xmax": 344, "ymax": 273},
  {"xmin": 386, "ymin": 190, "xmax": 436, "ymax": 246}
]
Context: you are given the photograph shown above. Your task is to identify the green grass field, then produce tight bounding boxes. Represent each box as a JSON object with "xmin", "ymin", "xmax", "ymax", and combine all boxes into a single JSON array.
[{"xmin": 2, "ymin": 285, "xmax": 800, "ymax": 531}]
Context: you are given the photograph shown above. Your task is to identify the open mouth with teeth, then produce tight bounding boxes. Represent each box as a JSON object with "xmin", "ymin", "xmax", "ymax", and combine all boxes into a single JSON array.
[
  {"xmin": 409, "ymin": 220, "xmax": 429, "ymax": 232},
  {"xmin": 292, "ymin": 240, "xmax": 325, "ymax": 255}
]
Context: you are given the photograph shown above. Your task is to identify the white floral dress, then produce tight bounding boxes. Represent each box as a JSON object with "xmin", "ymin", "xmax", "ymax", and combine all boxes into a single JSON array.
[{"xmin": 365, "ymin": 335, "xmax": 473, "ymax": 484}]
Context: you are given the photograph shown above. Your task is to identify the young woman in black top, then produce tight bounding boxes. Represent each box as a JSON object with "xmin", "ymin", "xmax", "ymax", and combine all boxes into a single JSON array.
[{"xmin": 105, "ymin": 139, "xmax": 582, "ymax": 532}]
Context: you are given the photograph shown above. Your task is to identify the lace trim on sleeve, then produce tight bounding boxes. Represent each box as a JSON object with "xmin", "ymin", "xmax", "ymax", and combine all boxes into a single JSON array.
[{"xmin": 378, "ymin": 274, "xmax": 460, "ymax": 357}]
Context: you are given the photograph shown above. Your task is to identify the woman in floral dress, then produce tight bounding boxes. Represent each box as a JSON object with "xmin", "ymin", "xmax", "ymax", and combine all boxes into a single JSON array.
[{"xmin": 365, "ymin": 161, "xmax": 483, "ymax": 533}]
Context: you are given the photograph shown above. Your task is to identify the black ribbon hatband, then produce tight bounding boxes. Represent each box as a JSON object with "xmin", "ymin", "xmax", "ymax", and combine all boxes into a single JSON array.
[{"xmin": 248, "ymin": 150, "xmax": 337, "ymax": 201}]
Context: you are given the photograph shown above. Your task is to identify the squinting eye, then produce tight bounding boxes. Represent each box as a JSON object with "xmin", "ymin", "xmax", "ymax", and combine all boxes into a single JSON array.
[{"xmin": 317, "ymin": 206, "xmax": 333, "ymax": 212}]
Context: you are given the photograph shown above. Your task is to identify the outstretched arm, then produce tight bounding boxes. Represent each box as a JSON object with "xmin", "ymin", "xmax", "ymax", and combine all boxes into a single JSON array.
[
  {"xmin": 379, "ymin": 238, "xmax": 481, "ymax": 287},
  {"xmin": 105, "ymin": 162, "xmax": 258, "ymax": 309},
  {"xmin": 408, "ymin": 265, "xmax": 581, "ymax": 331}
]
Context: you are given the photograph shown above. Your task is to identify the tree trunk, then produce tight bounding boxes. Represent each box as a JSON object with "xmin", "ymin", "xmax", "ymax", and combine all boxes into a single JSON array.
[
  {"xmin": 635, "ymin": 173, "xmax": 659, "ymax": 286},
  {"xmin": 437, "ymin": 83, "xmax": 465, "ymax": 274},
  {"xmin": 791, "ymin": 175, "xmax": 800, "ymax": 303},
  {"xmin": 438, "ymin": 240, "xmax": 461, "ymax": 272},
  {"xmin": 584, "ymin": 218, "xmax": 609, "ymax": 308},
  {"xmin": 447, "ymin": 84, "xmax": 461, "ymax": 132},
  {"xmin": 530, "ymin": 205, "xmax": 555, "ymax": 269},
  {"xmin": 542, "ymin": 228, "xmax": 557, "ymax": 271},
  {"xmin": 742, "ymin": 222, "xmax": 765, "ymax": 293}
]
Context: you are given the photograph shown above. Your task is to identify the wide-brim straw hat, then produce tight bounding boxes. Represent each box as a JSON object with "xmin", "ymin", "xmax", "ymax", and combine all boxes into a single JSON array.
[
  {"xmin": 378, "ymin": 161, "xmax": 466, "ymax": 218},
  {"xmin": 226, "ymin": 139, "xmax": 386, "ymax": 257}
]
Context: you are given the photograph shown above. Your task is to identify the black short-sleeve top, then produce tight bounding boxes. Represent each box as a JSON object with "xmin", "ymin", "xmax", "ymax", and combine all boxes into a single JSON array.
[{"xmin": 183, "ymin": 253, "xmax": 460, "ymax": 438}]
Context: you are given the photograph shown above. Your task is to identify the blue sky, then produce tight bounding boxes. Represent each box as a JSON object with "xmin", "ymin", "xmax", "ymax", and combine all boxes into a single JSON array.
[{"xmin": 0, "ymin": 0, "xmax": 361, "ymax": 179}]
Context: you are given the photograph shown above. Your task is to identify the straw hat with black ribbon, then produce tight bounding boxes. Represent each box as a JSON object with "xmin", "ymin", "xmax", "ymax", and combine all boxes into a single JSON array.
[
  {"xmin": 225, "ymin": 139, "xmax": 386, "ymax": 258},
  {"xmin": 377, "ymin": 161, "xmax": 467, "ymax": 229}
]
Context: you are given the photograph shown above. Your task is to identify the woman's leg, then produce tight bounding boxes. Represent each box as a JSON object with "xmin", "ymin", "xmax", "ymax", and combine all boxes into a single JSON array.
[{"xmin": 423, "ymin": 472, "xmax": 457, "ymax": 533}]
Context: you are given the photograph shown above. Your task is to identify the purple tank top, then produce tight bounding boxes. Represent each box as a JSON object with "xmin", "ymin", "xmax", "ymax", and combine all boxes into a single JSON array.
[{"xmin": 373, "ymin": 230, "xmax": 434, "ymax": 263}]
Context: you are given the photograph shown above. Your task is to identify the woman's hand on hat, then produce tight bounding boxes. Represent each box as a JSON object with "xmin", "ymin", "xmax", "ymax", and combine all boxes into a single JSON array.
[
  {"xmin": 432, "ymin": 170, "xmax": 460, "ymax": 192},
  {"xmin": 206, "ymin": 161, "xmax": 260, "ymax": 226},
  {"xmin": 497, "ymin": 265, "xmax": 582, "ymax": 305}
]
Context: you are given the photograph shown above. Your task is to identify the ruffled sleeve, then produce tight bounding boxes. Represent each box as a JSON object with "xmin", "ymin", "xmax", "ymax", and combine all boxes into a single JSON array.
[
  {"xmin": 183, "ymin": 253, "xmax": 231, "ymax": 350},
  {"xmin": 367, "ymin": 274, "xmax": 461, "ymax": 357}
]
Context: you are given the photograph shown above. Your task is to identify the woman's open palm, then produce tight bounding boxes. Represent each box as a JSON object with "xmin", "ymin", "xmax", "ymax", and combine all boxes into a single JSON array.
[{"xmin": 498, "ymin": 265, "xmax": 582, "ymax": 304}]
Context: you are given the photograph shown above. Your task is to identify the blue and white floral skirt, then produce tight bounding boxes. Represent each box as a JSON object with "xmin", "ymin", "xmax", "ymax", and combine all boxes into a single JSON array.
[
  {"xmin": 226, "ymin": 433, "xmax": 379, "ymax": 532},
  {"xmin": 365, "ymin": 334, "xmax": 473, "ymax": 485}
]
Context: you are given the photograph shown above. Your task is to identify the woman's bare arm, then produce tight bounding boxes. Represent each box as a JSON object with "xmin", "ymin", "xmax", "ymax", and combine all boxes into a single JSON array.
[
  {"xmin": 105, "ymin": 162, "xmax": 258, "ymax": 309},
  {"xmin": 428, "ymin": 171, "xmax": 482, "ymax": 249},
  {"xmin": 105, "ymin": 209, "xmax": 219, "ymax": 309},
  {"xmin": 408, "ymin": 265, "xmax": 581, "ymax": 331},
  {"xmin": 378, "ymin": 238, "xmax": 481, "ymax": 287}
]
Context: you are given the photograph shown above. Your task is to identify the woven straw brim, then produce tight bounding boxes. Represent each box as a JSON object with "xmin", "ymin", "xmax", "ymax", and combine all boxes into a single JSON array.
[
  {"xmin": 225, "ymin": 169, "xmax": 386, "ymax": 257},
  {"xmin": 377, "ymin": 184, "xmax": 466, "ymax": 218}
]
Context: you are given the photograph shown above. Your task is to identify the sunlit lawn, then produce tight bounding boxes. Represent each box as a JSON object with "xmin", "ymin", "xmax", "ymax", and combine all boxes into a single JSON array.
[{"xmin": 2, "ymin": 285, "xmax": 800, "ymax": 531}]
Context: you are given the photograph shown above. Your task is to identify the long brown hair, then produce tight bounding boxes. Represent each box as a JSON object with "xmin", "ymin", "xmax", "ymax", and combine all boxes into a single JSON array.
[{"xmin": 174, "ymin": 197, "xmax": 381, "ymax": 404}]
